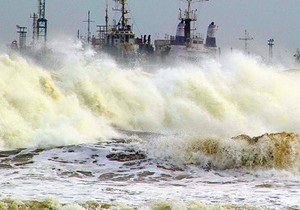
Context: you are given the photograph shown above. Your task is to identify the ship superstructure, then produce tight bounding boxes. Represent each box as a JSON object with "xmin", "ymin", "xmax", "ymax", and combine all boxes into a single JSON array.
[
  {"xmin": 90, "ymin": 0, "xmax": 217, "ymax": 63},
  {"xmin": 93, "ymin": 0, "xmax": 153, "ymax": 62},
  {"xmin": 155, "ymin": 0, "xmax": 218, "ymax": 61}
]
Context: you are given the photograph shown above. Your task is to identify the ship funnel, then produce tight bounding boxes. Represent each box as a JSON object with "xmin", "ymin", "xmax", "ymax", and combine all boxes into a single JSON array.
[
  {"xmin": 175, "ymin": 21, "xmax": 185, "ymax": 45},
  {"xmin": 205, "ymin": 22, "xmax": 217, "ymax": 47}
]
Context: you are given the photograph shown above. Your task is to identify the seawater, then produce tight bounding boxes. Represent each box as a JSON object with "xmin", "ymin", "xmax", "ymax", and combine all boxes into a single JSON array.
[{"xmin": 0, "ymin": 40, "xmax": 299, "ymax": 209}]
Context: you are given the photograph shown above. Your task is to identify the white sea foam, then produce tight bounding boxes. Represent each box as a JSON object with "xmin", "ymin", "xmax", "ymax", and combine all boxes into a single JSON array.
[
  {"xmin": 0, "ymin": 53, "xmax": 116, "ymax": 149},
  {"xmin": 1, "ymin": 40, "xmax": 300, "ymax": 150}
]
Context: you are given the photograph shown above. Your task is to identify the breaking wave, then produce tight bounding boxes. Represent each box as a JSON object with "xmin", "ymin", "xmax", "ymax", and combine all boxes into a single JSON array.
[
  {"xmin": 140, "ymin": 132, "xmax": 300, "ymax": 171},
  {"xmin": 0, "ymin": 54, "xmax": 115, "ymax": 149},
  {"xmin": 1, "ymin": 41, "xmax": 300, "ymax": 155}
]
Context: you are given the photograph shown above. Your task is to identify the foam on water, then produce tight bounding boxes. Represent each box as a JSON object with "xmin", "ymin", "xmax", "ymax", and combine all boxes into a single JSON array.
[
  {"xmin": 0, "ymin": 136, "xmax": 299, "ymax": 209},
  {"xmin": 1, "ymin": 40, "xmax": 300, "ymax": 157},
  {"xmin": 0, "ymin": 198, "xmax": 272, "ymax": 210},
  {"xmin": 1, "ymin": 39, "xmax": 300, "ymax": 210},
  {"xmin": 139, "ymin": 132, "xmax": 300, "ymax": 171}
]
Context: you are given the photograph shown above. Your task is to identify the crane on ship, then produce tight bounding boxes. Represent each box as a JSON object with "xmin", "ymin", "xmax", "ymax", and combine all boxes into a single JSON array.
[
  {"xmin": 13, "ymin": 0, "xmax": 48, "ymax": 50},
  {"xmin": 30, "ymin": 0, "xmax": 48, "ymax": 47},
  {"xmin": 36, "ymin": 0, "xmax": 48, "ymax": 45}
]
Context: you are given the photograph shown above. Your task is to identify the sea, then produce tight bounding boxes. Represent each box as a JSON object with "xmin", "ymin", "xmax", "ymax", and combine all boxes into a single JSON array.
[{"xmin": 0, "ymin": 40, "xmax": 299, "ymax": 210}]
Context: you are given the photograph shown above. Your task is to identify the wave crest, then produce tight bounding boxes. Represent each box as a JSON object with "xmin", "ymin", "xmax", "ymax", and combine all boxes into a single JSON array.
[{"xmin": 143, "ymin": 132, "xmax": 300, "ymax": 171}]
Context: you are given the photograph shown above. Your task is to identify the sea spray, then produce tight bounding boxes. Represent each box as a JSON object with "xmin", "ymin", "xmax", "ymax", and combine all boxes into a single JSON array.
[
  {"xmin": 0, "ymin": 55, "xmax": 116, "ymax": 149},
  {"xmin": 138, "ymin": 132, "xmax": 300, "ymax": 171},
  {"xmin": 2, "ymin": 42, "xmax": 300, "ymax": 149},
  {"xmin": 53, "ymin": 50, "xmax": 300, "ymax": 137}
]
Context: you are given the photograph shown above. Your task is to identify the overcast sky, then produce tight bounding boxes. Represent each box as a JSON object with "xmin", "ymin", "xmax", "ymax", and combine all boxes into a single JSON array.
[{"xmin": 0, "ymin": 0, "xmax": 299, "ymax": 58}]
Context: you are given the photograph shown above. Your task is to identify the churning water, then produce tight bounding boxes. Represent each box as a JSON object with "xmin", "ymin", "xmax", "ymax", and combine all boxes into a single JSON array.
[{"xmin": 0, "ymin": 41, "xmax": 299, "ymax": 209}]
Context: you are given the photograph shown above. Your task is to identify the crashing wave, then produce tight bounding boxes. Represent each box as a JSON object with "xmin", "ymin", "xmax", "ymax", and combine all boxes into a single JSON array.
[{"xmin": 142, "ymin": 132, "xmax": 300, "ymax": 171}]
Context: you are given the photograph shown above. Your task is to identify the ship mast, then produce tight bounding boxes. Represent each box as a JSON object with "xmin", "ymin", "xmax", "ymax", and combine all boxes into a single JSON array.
[
  {"xmin": 180, "ymin": 0, "xmax": 208, "ymax": 44},
  {"xmin": 30, "ymin": 13, "xmax": 38, "ymax": 46},
  {"xmin": 113, "ymin": 0, "xmax": 129, "ymax": 30},
  {"xmin": 121, "ymin": 0, "xmax": 125, "ymax": 28},
  {"xmin": 239, "ymin": 30, "xmax": 254, "ymax": 54},
  {"xmin": 105, "ymin": 1, "xmax": 109, "ymax": 32},
  {"xmin": 83, "ymin": 10, "xmax": 95, "ymax": 43},
  {"xmin": 187, "ymin": 0, "xmax": 192, "ymax": 19}
]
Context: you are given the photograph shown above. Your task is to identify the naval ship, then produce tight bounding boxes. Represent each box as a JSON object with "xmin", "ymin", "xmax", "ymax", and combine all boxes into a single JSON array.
[
  {"xmin": 90, "ymin": 0, "xmax": 218, "ymax": 64},
  {"xmin": 154, "ymin": 0, "xmax": 218, "ymax": 61},
  {"xmin": 89, "ymin": 0, "xmax": 154, "ymax": 64},
  {"xmin": 9, "ymin": 0, "xmax": 218, "ymax": 67}
]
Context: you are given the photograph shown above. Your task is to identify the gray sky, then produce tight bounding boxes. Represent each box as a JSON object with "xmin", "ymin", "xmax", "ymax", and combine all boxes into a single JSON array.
[{"xmin": 0, "ymin": 0, "xmax": 299, "ymax": 58}]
